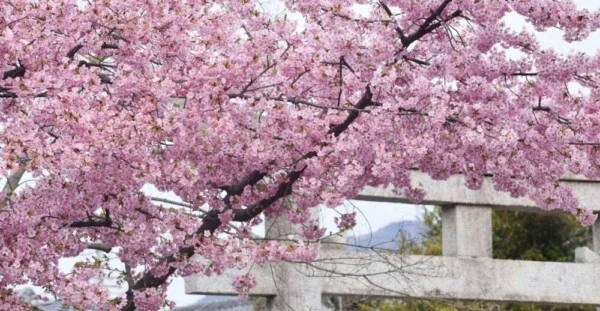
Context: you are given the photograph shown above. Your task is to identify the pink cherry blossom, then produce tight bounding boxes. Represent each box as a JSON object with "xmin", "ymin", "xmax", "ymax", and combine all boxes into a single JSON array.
[{"xmin": 1, "ymin": 0, "xmax": 600, "ymax": 310}]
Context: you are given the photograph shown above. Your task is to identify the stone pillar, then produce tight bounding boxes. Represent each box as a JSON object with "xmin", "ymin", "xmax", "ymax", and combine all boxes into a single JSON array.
[
  {"xmin": 320, "ymin": 234, "xmax": 345, "ymax": 311},
  {"xmin": 593, "ymin": 220, "xmax": 600, "ymax": 254},
  {"xmin": 265, "ymin": 211, "xmax": 323, "ymax": 311},
  {"xmin": 592, "ymin": 221, "xmax": 600, "ymax": 311},
  {"xmin": 442, "ymin": 205, "xmax": 492, "ymax": 257}
]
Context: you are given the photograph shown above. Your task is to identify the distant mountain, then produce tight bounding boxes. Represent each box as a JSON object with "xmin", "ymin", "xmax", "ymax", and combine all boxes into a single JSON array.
[{"xmin": 347, "ymin": 220, "xmax": 426, "ymax": 251}]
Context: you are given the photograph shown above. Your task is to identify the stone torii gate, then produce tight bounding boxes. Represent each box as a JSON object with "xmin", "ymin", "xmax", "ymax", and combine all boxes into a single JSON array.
[{"xmin": 184, "ymin": 171, "xmax": 600, "ymax": 310}]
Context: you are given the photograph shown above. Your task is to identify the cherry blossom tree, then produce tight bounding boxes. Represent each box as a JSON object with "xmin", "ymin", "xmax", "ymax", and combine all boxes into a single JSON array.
[{"xmin": 1, "ymin": 0, "xmax": 600, "ymax": 310}]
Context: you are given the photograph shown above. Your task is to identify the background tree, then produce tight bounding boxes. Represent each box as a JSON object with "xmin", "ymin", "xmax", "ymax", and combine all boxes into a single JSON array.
[
  {"xmin": 1, "ymin": 0, "xmax": 600, "ymax": 310},
  {"xmin": 492, "ymin": 210, "xmax": 590, "ymax": 262}
]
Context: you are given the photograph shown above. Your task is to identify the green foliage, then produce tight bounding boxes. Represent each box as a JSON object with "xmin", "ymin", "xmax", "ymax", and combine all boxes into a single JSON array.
[
  {"xmin": 493, "ymin": 210, "xmax": 589, "ymax": 262},
  {"xmin": 357, "ymin": 299, "xmax": 459, "ymax": 311},
  {"xmin": 409, "ymin": 207, "xmax": 442, "ymax": 256},
  {"xmin": 360, "ymin": 208, "xmax": 593, "ymax": 311},
  {"xmin": 408, "ymin": 207, "xmax": 591, "ymax": 261}
]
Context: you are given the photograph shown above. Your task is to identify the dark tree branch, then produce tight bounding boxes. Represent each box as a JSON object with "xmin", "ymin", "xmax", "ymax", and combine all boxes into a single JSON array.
[
  {"xmin": 231, "ymin": 166, "xmax": 307, "ymax": 222},
  {"xmin": 0, "ymin": 92, "xmax": 17, "ymax": 98},
  {"xmin": 101, "ymin": 42, "xmax": 119, "ymax": 50},
  {"xmin": 67, "ymin": 44, "xmax": 84, "ymax": 58},
  {"xmin": 3, "ymin": 62, "xmax": 26, "ymax": 80},
  {"xmin": 402, "ymin": 56, "xmax": 431, "ymax": 66},
  {"xmin": 1, "ymin": 47, "xmax": 87, "ymax": 99},
  {"xmin": 122, "ymin": 166, "xmax": 308, "ymax": 311},
  {"xmin": 70, "ymin": 218, "xmax": 112, "ymax": 228},
  {"xmin": 98, "ymin": 74, "xmax": 113, "ymax": 84},
  {"xmin": 381, "ymin": 0, "xmax": 460, "ymax": 48},
  {"xmin": 70, "ymin": 210, "xmax": 113, "ymax": 228},
  {"xmin": 379, "ymin": 1, "xmax": 405, "ymax": 39},
  {"xmin": 532, "ymin": 106, "xmax": 551, "ymax": 112},
  {"xmin": 407, "ymin": 9, "xmax": 462, "ymax": 47},
  {"xmin": 220, "ymin": 170, "xmax": 267, "ymax": 200},
  {"xmin": 78, "ymin": 61, "xmax": 116, "ymax": 69},
  {"xmin": 239, "ymin": 60, "xmax": 278, "ymax": 94},
  {"xmin": 88, "ymin": 243, "xmax": 113, "ymax": 253},
  {"xmin": 0, "ymin": 90, "xmax": 48, "ymax": 99},
  {"xmin": 532, "ymin": 97, "xmax": 573, "ymax": 130},
  {"xmin": 506, "ymin": 72, "xmax": 538, "ymax": 77},
  {"xmin": 122, "ymin": 86, "xmax": 377, "ymax": 310},
  {"xmin": 290, "ymin": 69, "xmax": 310, "ymax": 87},
  {"xmin": 329, "ymin": 85, "xmax": 374, "ymax": 137}
]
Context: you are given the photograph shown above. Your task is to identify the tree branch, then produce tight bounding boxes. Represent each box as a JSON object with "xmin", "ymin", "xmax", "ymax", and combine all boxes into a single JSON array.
[
  {"xmin": 378, "ymin": 1, "xmax": 405, "ymax": 39},
  {"xmin": 382, "ymin": 0, "xmax": 460, "ymax": 48},
  {"xmin": 3, "ymin": 62, "xmax": 26, "ymax": 80},
  {"xmin": 101, "ymin": 43, "xmax": 119, "ymax": 50},
  {"xmin": 121, "ymin": 86, "xmax": 377, "ymax": 310},
  {"xmin": 70, "ymin": 210, "xmax": 114, "ymax": 228},
  {"xmin": 402, "ymin": 56, "xmax": 431, "ymax": 66},
  {"xmin": 66, "ymin": 44, "xmax": 84, "ymax": 59},
  {"xmin": 87, "ymin": 243, "xmax": 113, "ymax": 253},
  {"xmin": 219, "ymin": 170, "xmax": 267, "ymax": 199},
  {"xmin": 328, "ymin": 85, "xmax": 374, "ymax": 137}
]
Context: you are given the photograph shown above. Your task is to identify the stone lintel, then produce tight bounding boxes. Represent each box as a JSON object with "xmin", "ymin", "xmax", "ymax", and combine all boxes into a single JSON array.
[
  {"xmin": 185, "ymin": 251, "xmax": 600, "ymax": 305},
  {"xmin": 356, "ymin": 171, "xmax": 600, "ymax": 212}
]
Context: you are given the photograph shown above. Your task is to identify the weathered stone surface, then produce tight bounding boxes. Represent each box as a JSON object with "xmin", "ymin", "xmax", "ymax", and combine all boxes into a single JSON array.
[
  {"xmin": 442, "ymin": 205, "xmax": 492, "ymax": 257},
  {"xmin": 186, "ymin": 250, "xmax": 600, "ymax": 305},
  {"xmin": 575, "ymin": 247, "xmax": 600, "ymax": 263},
  {"xmin": 593, "ymin": 222, "xmax": 600, "ymax": 254},
  {"xmin": 356, "ymin": 171, "xmax": 600, "ymax": 211},
  {"xmin": 320, "ymin": 252, "xmax": 600, "ymax": 305},
  {"xmin": 185, "ymin": 265, "xmax": 277, "ymax": 296},
  {"xmin": 263, "ymin": 214, "xmax": 324, "ymax": 311},
  {"xmin": 185, "ymin": 172, "xmax": 600, "ymax": 308}
]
